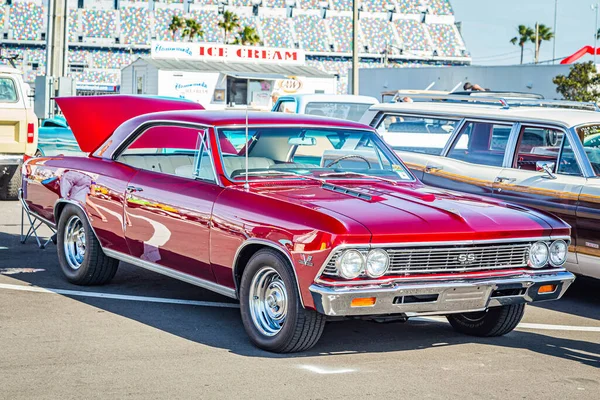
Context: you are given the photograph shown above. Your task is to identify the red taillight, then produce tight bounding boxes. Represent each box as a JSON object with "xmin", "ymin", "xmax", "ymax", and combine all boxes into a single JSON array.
[{"xmin": 27, "ymin": 123, "xmax": 35, "ymax": 144}]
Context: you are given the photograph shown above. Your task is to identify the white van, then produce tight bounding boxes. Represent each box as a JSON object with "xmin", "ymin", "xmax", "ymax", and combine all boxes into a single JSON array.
[{"xmin": 0, "ymin": 65, "xmax": 38, "ymax": 199}]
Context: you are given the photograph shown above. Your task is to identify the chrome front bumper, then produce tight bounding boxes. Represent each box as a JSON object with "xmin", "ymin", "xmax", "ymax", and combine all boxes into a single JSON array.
[{"xmin": 309, "ymin": 270, "xmax": 575, "ymax": 317}]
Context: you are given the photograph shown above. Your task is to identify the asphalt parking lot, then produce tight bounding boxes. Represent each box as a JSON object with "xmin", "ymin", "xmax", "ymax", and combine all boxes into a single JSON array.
[{"xmin": 0, "ymin": 200, "xmax": 598, "ymax": 400}]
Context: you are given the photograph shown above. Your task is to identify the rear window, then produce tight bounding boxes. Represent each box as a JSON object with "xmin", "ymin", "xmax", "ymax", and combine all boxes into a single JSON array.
[
  {"xmin": 304, "ymin": 102, "xmax": 372, "ymax": 122},
  {"xmin": 0, "ymin": 77, "xmax": 18, "ymax": 103}
]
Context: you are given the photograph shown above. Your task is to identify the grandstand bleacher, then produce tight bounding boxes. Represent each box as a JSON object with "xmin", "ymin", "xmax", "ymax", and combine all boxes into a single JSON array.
[{"xmin": 0, "ymin": 0, "xmax": 469, "ymax": 93}]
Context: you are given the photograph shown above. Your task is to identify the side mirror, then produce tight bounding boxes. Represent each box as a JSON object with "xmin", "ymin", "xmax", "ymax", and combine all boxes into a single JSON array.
[{"xmin": 536, "ymin": 161, "xmax": 557, "ymax": 179}]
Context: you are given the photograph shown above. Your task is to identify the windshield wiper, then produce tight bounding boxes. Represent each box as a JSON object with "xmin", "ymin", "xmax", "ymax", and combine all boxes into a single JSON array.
[{"xmin": 318, "ymin": 171, "xmax": 398, "ymax": 185}]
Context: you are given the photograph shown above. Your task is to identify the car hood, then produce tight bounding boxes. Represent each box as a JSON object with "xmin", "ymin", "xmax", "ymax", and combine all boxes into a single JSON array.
[{"xmin": 253, "ymin": 181, "xmax": 564, "ymax": 244}]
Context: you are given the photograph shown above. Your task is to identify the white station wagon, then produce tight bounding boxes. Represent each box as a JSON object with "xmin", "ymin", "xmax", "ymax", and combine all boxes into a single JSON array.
[{"xmin": 361, "ymin": 96, "xmax": 600, "ymax": 280}]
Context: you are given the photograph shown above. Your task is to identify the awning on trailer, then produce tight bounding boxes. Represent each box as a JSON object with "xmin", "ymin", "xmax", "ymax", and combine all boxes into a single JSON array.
[{"xmin": 138, "ymin": 57, "xmax": 332, "ymax": 78}]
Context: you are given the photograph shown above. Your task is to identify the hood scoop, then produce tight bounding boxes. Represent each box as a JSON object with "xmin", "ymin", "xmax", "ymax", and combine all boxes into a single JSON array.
[{"xmin": 322, "ymin": 183, "xmax": 372, "ymax": 201}]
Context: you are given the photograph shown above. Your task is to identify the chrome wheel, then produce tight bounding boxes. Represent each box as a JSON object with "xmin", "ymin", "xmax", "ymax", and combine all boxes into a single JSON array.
[
  {"xmin": 64, "ymin": 215, "xmax": 86, "ymax": 270},
  {"xmin": 249, "ymin": 266, "xmax": 288, "ymax": 337}
]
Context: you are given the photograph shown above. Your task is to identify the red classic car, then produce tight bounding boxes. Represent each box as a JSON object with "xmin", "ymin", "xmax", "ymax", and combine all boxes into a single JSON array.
[{"xmin": 21, "ymin": 96, "xmax": 575, "ymax": 353}]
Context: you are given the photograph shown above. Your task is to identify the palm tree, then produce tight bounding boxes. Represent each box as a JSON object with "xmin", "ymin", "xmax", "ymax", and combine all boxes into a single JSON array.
[
  {"xmin": 233, "ymin": 26, "xmax": 262, "ymax": 46},
  {"xmin": 510, "ymin": 25, "xmax": 534, "ymax": 64},
  {"xmin": 532, "ymin": 24, "xmax": 554, "ymax": 62},
  {"xmin": 183, "ymin": 19, "xmax": 204, "ymax": 42},
  {"xmin": 218, "ymin": 11, "xmax": 241, "ymax": 44},
  {"xmin": 168, "ymin": 15, "xmax": 185, "ymax": 41}
]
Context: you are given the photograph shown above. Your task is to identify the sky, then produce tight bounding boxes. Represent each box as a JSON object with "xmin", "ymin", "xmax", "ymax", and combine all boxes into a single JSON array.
[{"xmin": 451, "ymin": 0, "xmax": 600, "ymax": 65}]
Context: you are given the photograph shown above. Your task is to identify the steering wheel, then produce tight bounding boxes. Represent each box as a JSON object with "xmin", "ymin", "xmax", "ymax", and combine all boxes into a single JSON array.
[{"xmin": 325, "ymin": 154, "xmax": 372, "ymax": 169}]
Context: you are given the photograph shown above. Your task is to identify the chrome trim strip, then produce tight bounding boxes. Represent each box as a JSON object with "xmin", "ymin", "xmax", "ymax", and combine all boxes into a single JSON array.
[
  {"xmin": 103, "ymin": 248, "xmax": 237, "ymax": 299},
  {"xmin": 567, "ymin": 125, "xmax": 596, "ymax": 178},
  {"xmin": 503, "ymin": 122, "xmax": 522, "ymax": 168},
  {"xmin": 231, "ymin": 238, "xmax": 305, "ymax": 307},
  {"xmin": 314, "ymin": 236, "xmax": 571, "ymax": 283},
  {"xmin": 109, "ymin": 120, "xmax": 213, "ymax": 161},
  {"xmin": 441, "ymin": 118, "xmax": 467, "ymax": 157},
  {"xmin": 53, "ymin": 199, "xmax": 102, "ymax": 243}
]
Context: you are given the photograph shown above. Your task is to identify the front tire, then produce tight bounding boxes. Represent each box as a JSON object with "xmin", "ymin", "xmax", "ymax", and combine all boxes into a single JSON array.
[
  {"xmin": 239, "ymin": 249, "xmax": 326, "ymax": 353},
  {"xmin": 447, "ymin": 304, "xmax": 525, "ymax": 337},
  {"xmin": 57, "ymin": 204, "xmax": 119, "ymax": 285}
]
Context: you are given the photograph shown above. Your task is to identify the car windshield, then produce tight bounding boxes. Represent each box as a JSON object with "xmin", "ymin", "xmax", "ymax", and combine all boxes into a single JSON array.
[
  {"xmin": 304, "ymin": 102, "xmax": 373, "ymax": 121},
  {"xmin": 217, "ymin": 127, "xmax": 413, "ymax": 182},
  {"xmin": 577, "ymin": 124, "xmax": 600, "ymax": 176}
]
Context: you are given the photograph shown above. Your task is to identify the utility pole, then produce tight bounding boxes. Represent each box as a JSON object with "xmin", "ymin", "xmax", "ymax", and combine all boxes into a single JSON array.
[
  {"xmin": 594, "ymin": 3, "xmax": 599, "ymax": 65},
  {"xmin": 351, "ymin": 0, "xmax": 359, "ymax": 94},
  {"xmin": 46, "ymin": 0, "xmax": 69, "ymax": 78},
  {"xmin": 552, "ymin": 0, "xmax": 558, "ymax": 64},
  {"xmin": 534, "ymin": 22, "xmax": 539, "ymax": 64}
]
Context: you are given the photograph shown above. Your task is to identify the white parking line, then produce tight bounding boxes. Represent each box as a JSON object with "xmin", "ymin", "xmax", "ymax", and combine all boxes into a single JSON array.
[
  {"xmin": 0, "ymin": 283, "xmax": 599, "ymax": 333},
  {"xmin": 412, "ymin": 316, "xmax": 600, "ymax": 333},
  {"xmin": 0, "ymin": 283, "xmax": 239, "ymax": 309},
  {"xmin": 299, "ymin": 365, "xmax": 355, "ymax": 374}
]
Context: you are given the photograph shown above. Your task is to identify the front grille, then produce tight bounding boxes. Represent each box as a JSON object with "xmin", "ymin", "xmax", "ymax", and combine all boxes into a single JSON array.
[{"xmin": 322, "ymin": 242, "xmax": 532, "ymax": 277}]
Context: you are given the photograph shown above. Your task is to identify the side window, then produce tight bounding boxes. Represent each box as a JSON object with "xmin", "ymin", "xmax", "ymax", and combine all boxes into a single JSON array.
[
  {"xmin": 447, "ymin": 122, "xmax": 511, "ymax": 167},
  {"xmin": 513, "ymin": 127, "xmax": 581, "ymax": 176},
  {"xmin": 0, "ymin": 77, "xmax": 18, "ymax": 103},
  {"xmin": 116, "ymin": 125, "xmax": 216, "ymax": 181},
  {"xmin": 377, "ymin": 114, "xmax": 459, "ymax": 156},
  {"xmin": 276, "ymin": 100, "xmax": 296, "ymax": 113}
]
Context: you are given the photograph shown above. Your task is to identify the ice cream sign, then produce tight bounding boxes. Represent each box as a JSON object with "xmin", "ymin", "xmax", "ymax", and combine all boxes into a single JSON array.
[{"xmin": 151, "ymin": 41, "xmax": 306, "ymax": 65}]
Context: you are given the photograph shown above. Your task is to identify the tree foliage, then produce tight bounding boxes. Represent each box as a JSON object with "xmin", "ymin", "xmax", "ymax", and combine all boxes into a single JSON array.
[
  {"xmin": 510, "ymin": 25, "xmax": 534, "ymax": 64},
  {"xmin": 169, "ymin": 16, "xmax": 204, "ymax": 42},
  {"xmin": 234, "ymin": 26, "xmax": 262, "ymax": 46},
  {"xmin": 553, "ymin": 61, "xmax": 600, "ymax": 102},
  {"xmin": 168, "ymin": 16, "xmax": 185, "ymax": 40},
  {"xmin": 219, "ymin": 11, "xmax": 241, "ymax": 44},
  {"xmin": 183, "ymin": 19, "xmax": 205, "ymax": 42}
]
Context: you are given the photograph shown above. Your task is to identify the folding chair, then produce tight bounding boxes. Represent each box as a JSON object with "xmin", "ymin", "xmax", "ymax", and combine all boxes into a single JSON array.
[{"xmin": 18, "ymin": 189, "xmax": 56, "ymax": 249}]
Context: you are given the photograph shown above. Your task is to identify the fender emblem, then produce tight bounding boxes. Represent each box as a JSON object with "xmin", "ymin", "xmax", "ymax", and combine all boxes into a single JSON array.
[{"xmin": 299, "ymin": 254, "xmax": 313, "ymax": 267}]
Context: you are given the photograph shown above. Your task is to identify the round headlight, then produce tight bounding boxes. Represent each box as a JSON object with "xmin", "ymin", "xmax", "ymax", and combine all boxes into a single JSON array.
[
  {"xmin": 336, "ymin": 250, "xmax": 365, "ymax": 279},
  {"xmin": 549, "ymin": 240, "xmax": 568, "ymax": 266},
  {"xmin": 366, "ymin": 249, "xmax": 390, "ymax": 278},
  {"xmin": 528, "ymin": 241, "xmax": 549, "ymax": 268}
]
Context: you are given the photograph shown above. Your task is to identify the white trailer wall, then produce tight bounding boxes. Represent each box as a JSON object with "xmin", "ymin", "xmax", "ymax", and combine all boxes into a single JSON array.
[{"xmin": 358, "ymin": 64, "xmax": 574, "ymax": 100}]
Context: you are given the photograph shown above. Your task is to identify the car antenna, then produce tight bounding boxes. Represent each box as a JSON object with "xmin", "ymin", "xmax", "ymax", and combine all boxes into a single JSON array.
[{"xmin": 244, "ymin": 106, "xmax": 250, "ymax": 190}]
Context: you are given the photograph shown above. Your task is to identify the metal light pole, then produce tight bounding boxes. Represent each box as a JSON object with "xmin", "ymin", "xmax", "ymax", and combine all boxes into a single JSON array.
[
  {"xmin": 351, "ymin": 1, "xmax": 359, "ymax": 94},
  {"xmin": 594, "ymin": 3, "xmax": 599, "ymax": 65},
  {"xmin": 552, "ymin": 0, "xmax": 558, "ymax": 64}
]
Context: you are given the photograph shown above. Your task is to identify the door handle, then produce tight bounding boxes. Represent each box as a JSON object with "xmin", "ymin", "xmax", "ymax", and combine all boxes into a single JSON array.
[
  {"xmin": 126, "ymin": 185, "xmax": 144, "ymax": 193},
  {"xmin": 495, "ymin": 176, "xmax": 515, "ymax": 184},
  {"xmin": 425, "ymin": 165, "xmax": 443, "ymax": 172}
]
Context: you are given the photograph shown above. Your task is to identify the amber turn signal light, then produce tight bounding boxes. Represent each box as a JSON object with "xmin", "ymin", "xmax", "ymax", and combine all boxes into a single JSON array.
[
  {"xmin": 538, "ymin": 284, "xmax": 557, "ymax": 294},
  {"xmin": 351, "ymin": 297, "xmax": 376, "ymax": 307}
]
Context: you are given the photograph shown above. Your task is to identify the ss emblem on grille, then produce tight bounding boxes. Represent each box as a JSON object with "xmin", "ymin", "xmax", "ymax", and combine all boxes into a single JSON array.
[{"xmin": 457, "ymin": 253, "xmax": 476, "ymax": 264}]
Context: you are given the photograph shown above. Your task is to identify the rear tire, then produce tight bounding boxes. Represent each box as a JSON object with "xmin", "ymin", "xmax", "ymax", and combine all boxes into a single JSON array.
[
  {"xmin": 447, "ymin": 304, "xmax": 525, "ymax": 337},
  {"xmin": 0, "ymin": 166, "xmax": 21, "ymax": 200},
  {"xmin": 57, "ymin": 204, "xmax": 119, "ymax": 285},
  {"xmin": 239, "ymin": 248, "xmax": 326, "ymax": 353}
]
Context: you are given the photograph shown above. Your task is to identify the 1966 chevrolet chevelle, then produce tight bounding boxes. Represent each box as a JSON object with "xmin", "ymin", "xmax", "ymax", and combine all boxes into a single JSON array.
[{"xmin": 21, "ymin": 96, "xmax": 575, "ymax": 352}]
